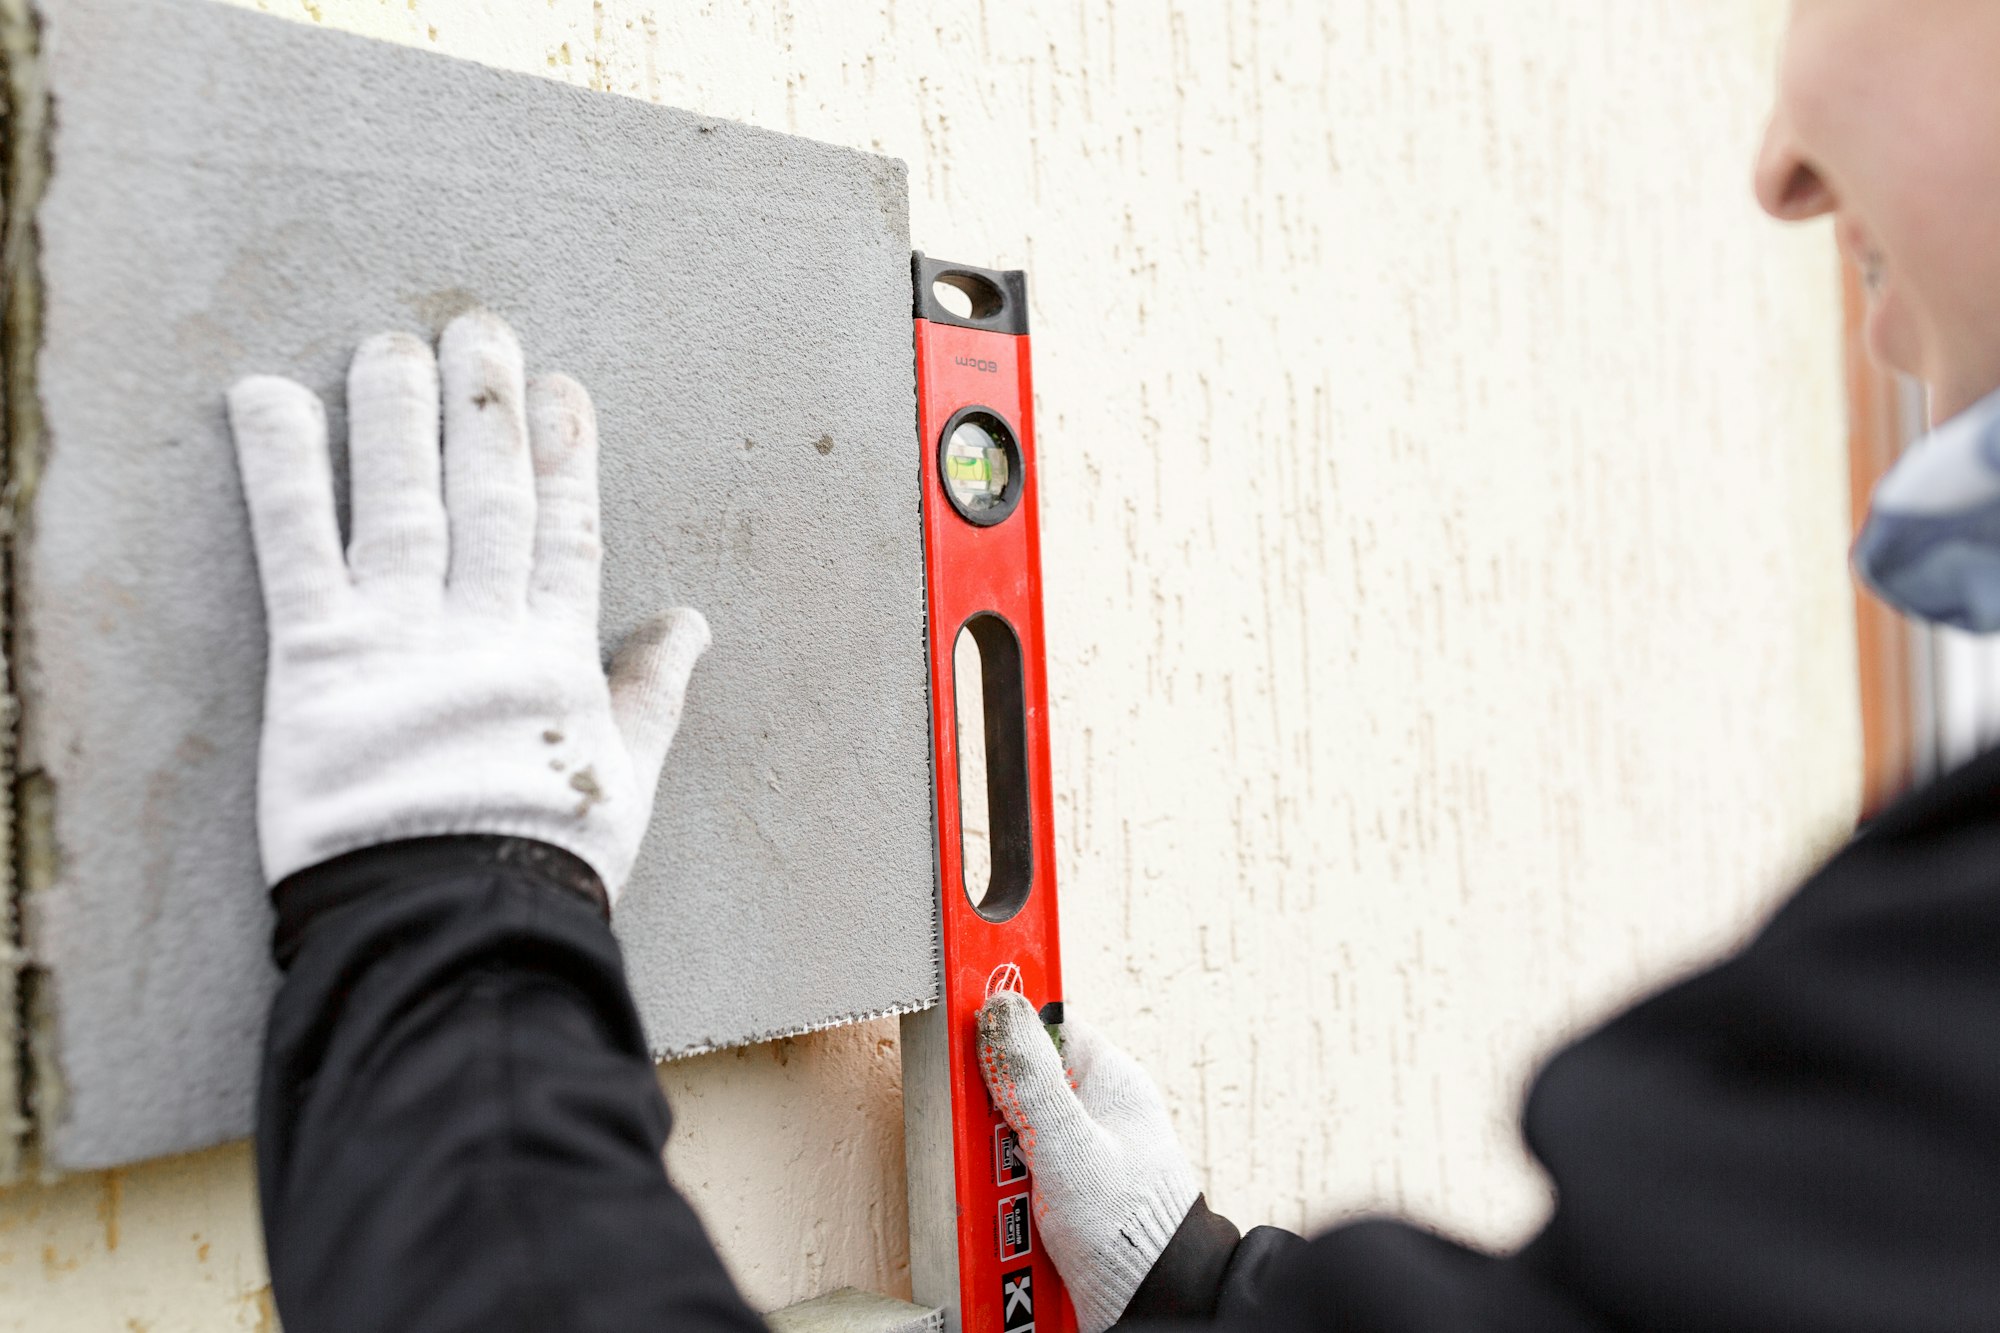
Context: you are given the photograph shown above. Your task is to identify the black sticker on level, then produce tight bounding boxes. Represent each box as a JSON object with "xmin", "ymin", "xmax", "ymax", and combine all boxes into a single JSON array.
[
  {"xmin": 1001, "ymin": 1265, "xmax": 1035, "ymax": 1331},
  {"xmin": 998, "ymin": 1191, "xmax": 1033, "ymax": 1261},
  {"xmin": 995, "ymin": 1125, "xmax": 1028, "ymax": 1184}
]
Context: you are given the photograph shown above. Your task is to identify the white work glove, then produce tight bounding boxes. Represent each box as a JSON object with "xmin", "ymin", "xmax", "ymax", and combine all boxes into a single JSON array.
[
  {"xmin": 226, "ymin": 310, "xmax": 709, "ymax": 898},
  {"xmin": 978, "ymin": 991, "xmax": 1200, "ymax": 1333}
]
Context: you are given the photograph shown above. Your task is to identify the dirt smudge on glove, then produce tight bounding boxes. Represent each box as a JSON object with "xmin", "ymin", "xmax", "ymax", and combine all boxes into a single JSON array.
[{"xmin": 569, "ymin": 765, "xmax": 604, "ymax": 817}]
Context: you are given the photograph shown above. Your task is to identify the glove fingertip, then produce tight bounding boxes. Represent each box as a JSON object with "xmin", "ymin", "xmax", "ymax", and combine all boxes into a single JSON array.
[
  {"xmin": 226, "ymin": 374, "xmax": 321, "ymax": 436},
  {"xmin": 612, "ymin": 607, "xmax": 711, "ymax": 674},
  {"xmin": 661, "ymin": 605, "xmax": 712, "ymax": 662},
  {"xmin": 977, "ymin": 991, "xmax": 1073, "ymax": 1103},
  {"xmin": 439, "ymin": 306, "xmax": 524, "ymax": 366},
  {"xmin": 526, "ymin": 370, "xmax": 598, "ymax": 425},
  {"xmin": 352, "ymin": 329, "xmax": 433, "ymax": 367},
  {"xmin": 976, "ymin": 988, "xmax": 1039, "ymax": 1040},
  {"xmin": 609, "ymin": 606, "xmax": 712, "ymax": 786}
]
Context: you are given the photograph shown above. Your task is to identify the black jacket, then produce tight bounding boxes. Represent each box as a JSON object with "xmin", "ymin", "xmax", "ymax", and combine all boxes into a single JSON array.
[
  {"xmin": 258, "ymin": 835, "xmax": 764, "ymax": 1333},
  {"xmin": 262, "ymin": 744, "xmax": 2000, "ymax": 1332}
]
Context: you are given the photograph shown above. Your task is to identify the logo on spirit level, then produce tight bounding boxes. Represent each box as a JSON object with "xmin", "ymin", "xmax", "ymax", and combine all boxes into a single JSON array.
[
  {"xmin": 998, "ymin": 1192, "xmax": 1033, "ymax": 1261},
  {"xmin": 985, "ymin": 962, "xmax": 1025, "ymax": 999},
  {"xmin": 1001, "ymin": 1266, "xmax": 1035, "ymax": 1331},
  {"xmin": 995, "ymin": 1125, "xmax": 1028, "ymax": 1184}
]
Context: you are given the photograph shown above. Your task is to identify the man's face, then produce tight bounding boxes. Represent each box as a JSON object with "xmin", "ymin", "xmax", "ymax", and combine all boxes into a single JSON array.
[{"xmin": 1758, "ymin": 0, "xmax": 2000, "ymax": 420}]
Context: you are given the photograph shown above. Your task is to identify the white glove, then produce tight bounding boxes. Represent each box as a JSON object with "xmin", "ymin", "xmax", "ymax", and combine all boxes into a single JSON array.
[
  {"xmin": 978, "ymin": 992, "xmax": 1200, "ymax": 1333},
  {"xmin": 226, "ymin": 309, "xmax": 709, "ymax": 898}
]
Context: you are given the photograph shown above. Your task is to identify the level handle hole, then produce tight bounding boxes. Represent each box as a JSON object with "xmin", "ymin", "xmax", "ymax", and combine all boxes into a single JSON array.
[
  {"xmin": 932, "ymin": 271, "xmax": 1006, "ymax": 321},
  {"xmin": 953, "ymin": 614, "xmax": 1032, "ymax": 921}
]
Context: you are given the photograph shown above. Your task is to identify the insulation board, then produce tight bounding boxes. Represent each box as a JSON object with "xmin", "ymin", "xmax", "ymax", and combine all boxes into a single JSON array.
[{"xmin": 12, "ymin": 0, "xmax": 937, "ymax": 1169}]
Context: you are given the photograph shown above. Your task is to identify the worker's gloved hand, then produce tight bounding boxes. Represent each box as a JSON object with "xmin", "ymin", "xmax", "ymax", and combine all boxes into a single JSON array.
[
  {"xmin": 226, "ymin": 310, "xmax": 709, "ymax": 898},
  {"xmin": 978, "ymin": 992, "xmax": 1200, "ymax": 1333}
]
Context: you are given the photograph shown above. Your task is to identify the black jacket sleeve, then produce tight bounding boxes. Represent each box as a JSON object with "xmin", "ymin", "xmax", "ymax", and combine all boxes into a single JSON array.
[
  {"xmin": 256, "ymin": 834, "xmax": 764, "ymax": 1333},
  {"xmin": 1118, "ymin": 1198, "xmax": 1306, "ymax": 1326},
  {"xmin": 1123, "ymin": 745, "xmax": 2000, "ymax": 1331}
]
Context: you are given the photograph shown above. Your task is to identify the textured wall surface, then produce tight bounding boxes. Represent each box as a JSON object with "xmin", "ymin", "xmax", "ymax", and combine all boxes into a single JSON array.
[
  {"xmin": 14, "ymin": 0, "xmax": 933, "ymax": 1171},
  {"xmin": 0, "ymin": 0, "xmax": 1859, "ymax": 1326},
  {"xmin": 0, "ymin": 1031, "xmax": 911, "ymax": 1323}
]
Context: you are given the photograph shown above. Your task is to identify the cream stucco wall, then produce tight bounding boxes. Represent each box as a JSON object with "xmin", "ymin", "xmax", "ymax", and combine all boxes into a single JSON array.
[{"xmin": 0, "ymin": 1, "xmax": 1858, "ymax": 1327}]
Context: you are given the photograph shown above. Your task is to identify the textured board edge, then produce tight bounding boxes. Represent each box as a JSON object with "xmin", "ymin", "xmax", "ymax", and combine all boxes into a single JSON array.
[
  {"xmin": 766, "ymin": 1288, "xmax": 945, "ymax": 1333},
  {"xmin": 0, "ymin": 0, "xmax": 49, "ymax": 1185},
  {"xmin": 654, "ymin": 994, "xmax": 937, "ymax": 1064}
]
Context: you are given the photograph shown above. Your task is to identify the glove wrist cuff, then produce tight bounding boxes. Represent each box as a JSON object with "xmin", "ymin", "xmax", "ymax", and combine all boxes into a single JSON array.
[
  {"xmin": 1086, "ymin": 1173, "xmax": 1200, "ymax": 1331},
  {"xmin": 272, "ymin": 834, "xmax": 608, "ymax": 968}
]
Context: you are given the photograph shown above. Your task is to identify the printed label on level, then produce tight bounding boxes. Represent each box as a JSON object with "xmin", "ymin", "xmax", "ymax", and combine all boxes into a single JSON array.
[
  {"xmin": 985, "ymin": 962, "xmax": 1025, "ymax": 998},
  {"xmin": 1001, "ymin": 1265, "xmax": 1035, "ymax": 1331},
  {"xmin": 995, "ymin": 1125, "xmax": 1028, "ymax": 1185},
  {"xmin": 997, "ymin": 1192, "xmax": 1033, "ymax": 1261}
]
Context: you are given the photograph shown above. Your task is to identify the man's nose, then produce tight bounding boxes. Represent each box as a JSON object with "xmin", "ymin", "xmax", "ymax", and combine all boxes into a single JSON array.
[{"xmin": 1755, "ymin": 107, "xmax": 1836, "ymax": 222}]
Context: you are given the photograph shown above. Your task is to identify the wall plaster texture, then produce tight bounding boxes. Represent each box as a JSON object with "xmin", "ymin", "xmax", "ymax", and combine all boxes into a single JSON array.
[
  {"xmin": 0, "ymin": 0, "xmax": 1861, "ymax": 1328},
  {"xmin": 10, "ymin": 0, "xmax": 935, "ymax": 1173}
]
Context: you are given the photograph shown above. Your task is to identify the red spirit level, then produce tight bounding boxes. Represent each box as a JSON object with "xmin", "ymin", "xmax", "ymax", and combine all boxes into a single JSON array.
[{"xmin": 903, "ymin": 254, "xmax": 1076, "ymax": 1333}]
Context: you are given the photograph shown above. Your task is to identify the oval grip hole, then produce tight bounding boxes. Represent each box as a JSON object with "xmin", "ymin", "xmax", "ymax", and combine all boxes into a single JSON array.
[
  {"xmin": 953, "ymin": 614, "xmax": 1032, "ymax": 921},
  {"xmin": 933, "ymin": 271, "xmax": 1005, "ymax": 321}
]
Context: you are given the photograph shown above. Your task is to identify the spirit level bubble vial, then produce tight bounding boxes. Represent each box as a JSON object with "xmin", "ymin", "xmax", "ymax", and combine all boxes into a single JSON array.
[{"xmin": 902, "ymin": 254, "xmax": 1076, "ymax": 1333}]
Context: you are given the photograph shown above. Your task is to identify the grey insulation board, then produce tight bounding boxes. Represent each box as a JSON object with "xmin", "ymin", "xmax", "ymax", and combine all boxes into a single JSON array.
[{"xmin": 13, "ymin": 0, "xmax": 938, "ymax": 1169}]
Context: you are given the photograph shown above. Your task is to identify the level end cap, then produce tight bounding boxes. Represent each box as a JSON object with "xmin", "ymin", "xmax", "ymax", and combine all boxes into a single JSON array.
[{"xmin": 912, "ymin": 251, "xmax": 1030, "ymax": 335}]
